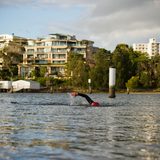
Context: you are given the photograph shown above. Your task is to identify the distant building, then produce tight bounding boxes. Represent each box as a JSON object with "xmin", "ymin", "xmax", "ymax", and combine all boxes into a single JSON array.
[
  {"xmin": 0, "ymin": 34, "xmax": 27, "ymax": 48},
  {"xmin": 0, "ymin": 34, "xmax": 13, "ymax": 48},
  {"xmin": 133, "ymin": 38, "xmax": 160, "ymax": 57},
  {"xmin": 0, "ymin": 34, "xmax": 27, "ymax": 69},
  {"xmin": 19, "ymin": 33, "xmax": 95, "ymax": 78}
]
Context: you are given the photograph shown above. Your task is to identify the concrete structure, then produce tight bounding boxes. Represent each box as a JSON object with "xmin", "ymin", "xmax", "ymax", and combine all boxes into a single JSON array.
[
  {"xmin": 0, "ymin": 80, "xmax": 40, "ymax": 92},
  {"xmin": 109, "ymin": 67, "xmax": 116, "ymax": 98},
  {"xmin": 12, "ymin": 80, "xmax": 40, "ymax": 92},
  {"xmin": 0, "ymin": 81, "xmax": 12, "ymax": 89},
  {"xmin": 133, "ymin": 38, "xmax": 160, "ymax": 57},
  {"xmin": 19, "ymin": 33, "xmax": 95, "ymax": 78}
]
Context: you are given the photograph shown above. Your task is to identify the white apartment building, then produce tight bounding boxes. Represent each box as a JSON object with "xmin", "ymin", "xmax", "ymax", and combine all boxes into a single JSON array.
[
  {"xmin": 0, "ymin": 34, "xmax": 13, "ymax": 69},
  {"xmin": 133, "ymin": 38, "xmax": 160, "ymax": 57},
  {"xmin": 0, "ymin": 34, "xmax": 27, "ymax": 69},
  {"xmin": 0, "ymin": 34, "xmax": 14, "ymax": 48},
  {"xmin": 19, "ymin": 33, "xmax": 94, "ymax": 78},
  {"xmin": 0, "ymin": 34, "xmax": 27, "ymax": 48}
]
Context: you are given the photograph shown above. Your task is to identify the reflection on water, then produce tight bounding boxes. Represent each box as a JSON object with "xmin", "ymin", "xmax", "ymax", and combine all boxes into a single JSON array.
[{"xmin": 0, "ymin": 93, "xmax": 160, "ymax": 159}]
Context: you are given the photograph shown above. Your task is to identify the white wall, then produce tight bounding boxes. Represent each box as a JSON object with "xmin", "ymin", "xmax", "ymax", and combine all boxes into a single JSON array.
[{"xmin": 0, "ymin": 81, "xmax": 12, "ymax": 89}]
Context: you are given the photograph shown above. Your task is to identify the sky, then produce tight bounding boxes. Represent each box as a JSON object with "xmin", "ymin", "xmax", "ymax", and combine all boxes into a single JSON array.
[{"xmin": 1, "ymin": 0, "xmax": 160, "ymax": 51}]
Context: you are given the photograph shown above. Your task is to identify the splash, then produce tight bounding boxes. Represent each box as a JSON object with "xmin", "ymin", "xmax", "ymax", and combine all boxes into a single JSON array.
[
  {"xmin": 67, "ymin": 93, "xmax": 87, "ymax": 106},
  {"xmin": 67, "ymin": 93, "xmax": 76, "ymax": 105}
]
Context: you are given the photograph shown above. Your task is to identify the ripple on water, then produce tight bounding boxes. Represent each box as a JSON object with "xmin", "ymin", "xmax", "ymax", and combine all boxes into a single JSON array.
[{"xmin": 0, "ymin": 93, "xmax": 160, "ymax": 159}]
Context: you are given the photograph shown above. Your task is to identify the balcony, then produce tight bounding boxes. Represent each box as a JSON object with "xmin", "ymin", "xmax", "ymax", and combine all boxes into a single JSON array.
[
  {"xmin": 35, "ymin": 60, "xmax": 48, "ymax": 65},
  {"xmin": 52, "ymin": 60, "xmax": 65, "ymax": 64}
]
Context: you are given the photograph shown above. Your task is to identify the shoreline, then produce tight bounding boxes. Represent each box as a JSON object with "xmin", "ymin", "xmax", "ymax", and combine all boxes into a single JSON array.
[
  {"xmin": 1, "ymin": 86, "xmax": 160, "ymax": 94},
  {"xmin": 0, "ymin": 89, "xmax": 160, "ymax": 94}
]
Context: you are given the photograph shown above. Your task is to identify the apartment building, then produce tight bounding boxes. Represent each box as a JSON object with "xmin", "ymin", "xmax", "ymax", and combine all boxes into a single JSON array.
[
  {"xmin": 19, "ymin": 34, "xmax": 94, "ymax": 78},
  {"xmin": 0, "ymin": 34, "xmax": 14, "ymax": 69},
  {"xmin": 133, "ymin": 38, "xmax": 160, "ymax": 57},
  {"xmin": 0, "ymin": 34, "xmax": 27, "ymax": 48},
  {"xmin": 0, "ymin": 34, "xmax": 27, "ymax": 69}
]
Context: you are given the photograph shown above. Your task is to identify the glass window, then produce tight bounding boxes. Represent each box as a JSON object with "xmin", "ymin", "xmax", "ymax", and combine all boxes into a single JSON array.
[
  {"xmin": 37, "ymin": 48, "xmax": 44, "ymax": 53},
  {"xmin": 44, "ymin": 48, "xmax": 51, "ymax": 52},
  {"xmin": 27, "ymin": 49, "xmax": 34, "ymax": 53},
  {"xmin": 45, "ymin": 42, "xmax": 52, "ymax": 46}
]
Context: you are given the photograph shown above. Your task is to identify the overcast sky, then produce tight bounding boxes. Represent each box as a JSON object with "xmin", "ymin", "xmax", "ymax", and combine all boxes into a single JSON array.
[{"xmin": 1, "ymin": 0, "xmax": 160, "ymax": 51}]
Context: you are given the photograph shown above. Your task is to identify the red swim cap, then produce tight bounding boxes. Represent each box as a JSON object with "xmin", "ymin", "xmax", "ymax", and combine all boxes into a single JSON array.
[{"xmin": 91, "ymin": 102, "xmax": 100, "ymax": 106}]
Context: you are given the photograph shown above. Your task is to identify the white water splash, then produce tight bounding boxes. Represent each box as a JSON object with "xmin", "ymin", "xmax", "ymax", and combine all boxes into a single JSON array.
[{"xmin": 67, "ymin": 93, "xmax": 77, "ymax": 105}]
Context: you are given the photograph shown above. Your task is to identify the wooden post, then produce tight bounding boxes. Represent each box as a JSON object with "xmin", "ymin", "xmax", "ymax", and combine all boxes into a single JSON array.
[{"xmin": 109, "ymin": 67, "xmax": 116, "ymax": 98}]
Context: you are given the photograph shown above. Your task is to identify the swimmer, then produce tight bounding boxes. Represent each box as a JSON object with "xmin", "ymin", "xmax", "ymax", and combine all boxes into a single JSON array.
[{"xmin": 71, "ymin": 92, "xmax": 100, "ymax": 106}]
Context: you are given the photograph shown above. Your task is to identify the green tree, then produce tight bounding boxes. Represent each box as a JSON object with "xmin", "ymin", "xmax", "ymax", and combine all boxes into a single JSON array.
[
  {"xmin": 40, "ymin": 66, "xmax": 47, "ymax": 77},
  {"xmin": 139, "ymin": 71, "xmax": 150, "ymax": 88},
  {"xmin": 111, "ymin": 44, "xmax": 134, "ymax": 89},
  {"xmin": 66, "ymin": 52, "xmax": 90, "ymax": 88},
  {"xmin": 156, "ymin": 63, "xmax": 160, "ymax": 87},
  {"xmin": 149, "ymin": 55, "xmax": 160, "ymax": 88},
  {"xmin": 136, "ymin": 52, "xmax": 151, "ymax": 88},
  {"xmin": 126, "ymin": 76, "xmax": 139, "ymax": 90},
  {"xmin": 90, "ymin": 48, "xmax": 111, "ymax": 90},
  {"xmin": 0, "ymin": 43, "xmax": 24, "ymax": 80}
]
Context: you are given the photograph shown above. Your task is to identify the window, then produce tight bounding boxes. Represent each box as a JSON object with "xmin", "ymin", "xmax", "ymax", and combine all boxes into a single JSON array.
[
  {"xmin": 35, "ymin": 60, "xmax": 48, "ymax": 64},
  {"xmin": 37, "ymin": 54, "xmax": 48, "ymax": 59},
  {"xmin": 37, "ymin": 48, "xmax": 44, "ymax": 53},
  {"xmin": 45, "ymin": 42, "xmax": 52, "ymax": 46},
  {"xmin": 44, "ymin": 48, "xmax": 51, "ymax": 52},
  {"xmin": 52, "ymin": 60, "xmax": 65, "ymax": 64},
  {"xmin": 27, "ymin": 49, "xmax": 34, "ymax": 53},
  {"xmin": 52, "ymin": 54, "xmax": 66, "ymax": 59}
]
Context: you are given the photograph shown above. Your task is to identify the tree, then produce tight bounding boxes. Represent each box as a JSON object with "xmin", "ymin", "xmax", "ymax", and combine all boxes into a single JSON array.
[
  {"xmin": 0, "ymin": 42, "xmax": 24, "ymax": 80},
  {"xmin": 126, "ymin": 76, "xmax": 139, "ymax": 90},
  {"xmin": 149, "ymin": 55, "xmax": 160, "ymax": 88},
  {"xmin": 156, "ymin": 63, "xmax": 160, "ymax": 87},
  {"xmin": 139, "ymin": 71, "xmax": 150, "ymax": 88},
  {"xmin": 40, "ymin": 66, "xmax": 48, "ymax": 77},
  {"xmin": 66, "ymin": 52, "xmax": 90, "ymax": 88},
  {"xmin": 90, "ymin": 48, "xmax": 111, "ymax": 90},
  {"xmin": 135, "ymin": 52, "xmax": 152, "ymax": 88},
  {"xmin": 111, "ymin": 44, "xmax": 134, "ymax": 89}
]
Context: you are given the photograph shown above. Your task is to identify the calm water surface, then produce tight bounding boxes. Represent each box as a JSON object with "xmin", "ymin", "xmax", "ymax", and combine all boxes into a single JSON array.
[{"xmin": 0, "ymin": 93, "xmax": 160, "ymax": 160}]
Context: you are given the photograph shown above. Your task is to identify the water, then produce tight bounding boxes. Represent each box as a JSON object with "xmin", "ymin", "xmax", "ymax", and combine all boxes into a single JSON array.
[{"xmin": 0, "ymin": 93, "xmax": 160, "ymax": 160}]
